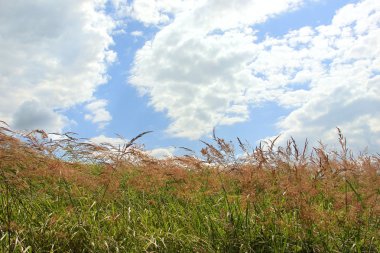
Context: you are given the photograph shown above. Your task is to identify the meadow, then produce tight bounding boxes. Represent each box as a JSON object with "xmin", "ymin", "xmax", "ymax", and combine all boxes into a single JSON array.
[{"xmin": 0, "ymin": 121, "xmax": 379, "ymax": 252}]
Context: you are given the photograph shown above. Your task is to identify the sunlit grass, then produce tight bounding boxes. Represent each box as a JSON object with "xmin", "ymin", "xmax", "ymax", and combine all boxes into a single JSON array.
[{"xmin": 0, "ymin": 122, "xmax": 379, "ymax": 252}]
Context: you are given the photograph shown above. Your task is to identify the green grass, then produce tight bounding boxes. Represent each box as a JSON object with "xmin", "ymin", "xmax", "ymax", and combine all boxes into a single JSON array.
[
  {"xmin": 0, "ymin": 126, "xmax": 379, "ymax": 252},
  {"xmin": 1, "ymin": 167, "xmax": 379, "ymax": 253}
]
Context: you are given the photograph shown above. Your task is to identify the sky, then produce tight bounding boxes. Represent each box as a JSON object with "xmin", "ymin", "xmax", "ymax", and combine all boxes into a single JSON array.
[{"xmin": 0, "ymin": 0, "xmax": 379, "ymax": 156}]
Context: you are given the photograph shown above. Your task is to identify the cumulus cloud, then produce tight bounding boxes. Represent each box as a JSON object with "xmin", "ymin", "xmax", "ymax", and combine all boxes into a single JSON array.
[
  {"xmin": 147, "ymin": 146, "xmax": 175, "ymax": 158},
  {"xmin": 0, "ymin": 0, "xmax": 116, "ymax": 131},
  {"xmin": 116, "ymin": 0, "xmax": 199, "ymax": 26},
  {"xmin": 262, "ymin": 0, "xmax": 380, "ymax": 151},
  {"xmin": 129, "ymin": 0, "xmax": 380, "ymax": 151},
  {"xmin": 90, "ymin": 134, "xmax": 126, "ymax": 146},
  {"xmin": 130, "ymin": 0, "xmax": 306, "ymax": 139},
  {"xmin": 85, "ymin": 99, "xmax": 112, "ymax": 128},
  {"xmin": 13, "ymin": 100, "xmax": 68, "ymax": 132},
  {"xmin": 130, "ymin": 30, "xmax": 143, "ymax": 37}
]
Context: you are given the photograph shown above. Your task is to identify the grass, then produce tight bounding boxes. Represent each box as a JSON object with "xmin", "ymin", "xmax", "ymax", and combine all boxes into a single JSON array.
[{"xmin": 0, "ymin": 122, "xmax": 379, "ymax": 252}]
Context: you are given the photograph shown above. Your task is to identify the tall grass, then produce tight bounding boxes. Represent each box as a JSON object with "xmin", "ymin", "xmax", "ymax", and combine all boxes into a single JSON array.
[{"xmin": 0, "ymin": 121, "xmax": 379, "ymax": 252}]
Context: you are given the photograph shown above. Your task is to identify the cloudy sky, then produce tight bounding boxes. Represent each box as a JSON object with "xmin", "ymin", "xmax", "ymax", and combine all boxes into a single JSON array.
[{"xmin": 1, "ymin": 0, "xmax": 379, "ymax": 155}]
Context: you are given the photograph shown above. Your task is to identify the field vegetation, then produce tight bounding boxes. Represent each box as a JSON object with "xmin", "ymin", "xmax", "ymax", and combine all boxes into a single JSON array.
[{"xmin": 0, "ymin": 121, "xmax": 379, "ymax": 252}]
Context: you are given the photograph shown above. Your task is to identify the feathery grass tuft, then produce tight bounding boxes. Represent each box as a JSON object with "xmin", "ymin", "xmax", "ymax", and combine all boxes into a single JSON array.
[{"xmin": 0, "ymin": 122, "xmax": 379, "ymax": 252}]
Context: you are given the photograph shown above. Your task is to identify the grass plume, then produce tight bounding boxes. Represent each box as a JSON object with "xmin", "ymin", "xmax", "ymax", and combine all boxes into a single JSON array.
[{"xmin": 0, "ymin": 121, "xmax": 379, "ymax": 252}]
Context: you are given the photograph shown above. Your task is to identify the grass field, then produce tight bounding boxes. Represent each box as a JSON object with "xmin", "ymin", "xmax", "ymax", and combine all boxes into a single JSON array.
[{"xmin": 0, "ymin": 122, "xmax": 379, "ymax": 252}]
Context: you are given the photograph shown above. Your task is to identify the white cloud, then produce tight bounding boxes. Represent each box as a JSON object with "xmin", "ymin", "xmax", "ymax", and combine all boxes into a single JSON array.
[
  {"xmin": 0, "ymin": 0, "xmax": 116, "ymax": 132},
  {"xmin": 84, "ymin": 99, "xmax": 112, "ymax": 128},
  {"xmin": 129, "ymin": 0, "xmax": 380, "ymax": 151},
  {"xmin": 12, "ymin": 100, "xmax": 68, "ymax": 132},
  {"xmin": 265, "ymin": 0, "xmax": 380, "ymax": 152},
  {"xmin": 130, "ymin": 0, "xmax": 307, "ymax": 140},
  {"xmin": 124, "ymin": 0, "xmax": 304, "ymax": 28},
  {"xmin": 90, "ymin": 134, "xmax": 126, "ymax": 146},
  {"xmin": 131, "ymin": 30, "xmax": 143, "ymax": 37},
  {"xmin": 147, "ymin": 146, "xmax": 175, "ymax": 158},
  {"xmin": 124, "ymin": 0, "xmax": 200, "ymax": 26}
]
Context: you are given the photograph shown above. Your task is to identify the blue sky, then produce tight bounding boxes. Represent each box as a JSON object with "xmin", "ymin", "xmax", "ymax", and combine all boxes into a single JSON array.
[{"xmin": 0, "ymin": 0, "xmax": 379, "ymax": 156}]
